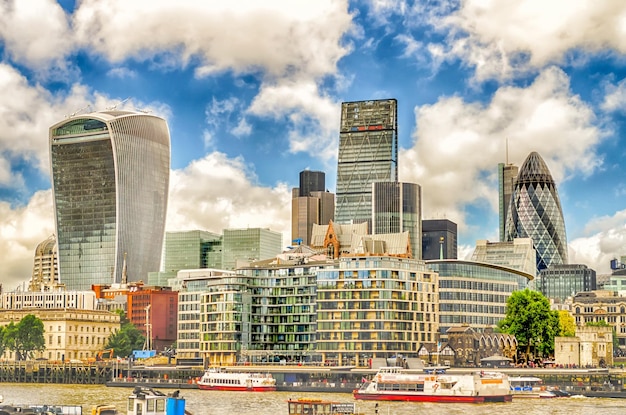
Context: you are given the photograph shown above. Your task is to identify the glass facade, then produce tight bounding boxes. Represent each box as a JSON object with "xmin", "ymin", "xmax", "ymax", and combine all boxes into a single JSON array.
[
  {"xmin": 538, "ymin": 264, "xmax": 596, "ymax": 302},
  {"xmin": 505, "ymin": 152, "xmax": 568, "ymax": 272},
  {"xmin": 427, "ymin": 260, "xmax": 533, "ymax": 338},
  {"xmin": 50, "ymin": 111, "xmax": 170, "ymax": 290},
  {"xmin": 372, "ymin": 181, "xmax": 422, "ymax": 259},
  {"xmin": 335, "ymin": 99, "xmax": 398, "ymax": 229},
  {"xmin": 498, "ymin": 162, "xmax": 518, "ymax": 242},
  {"xmin": 422, "ymin": 219, "xmax": 457, "ymax": 260},
  {"xmin": 163, "ymin": 230, "xmax": 223, "ymax": 271},
  {"xmin": 222, "ymin": 228, "xmax": 283, "ymax": 270}
]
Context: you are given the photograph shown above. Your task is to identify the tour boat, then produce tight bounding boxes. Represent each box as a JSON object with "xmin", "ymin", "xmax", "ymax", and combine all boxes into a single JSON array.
[
  {"xmin": 287, "ymin": 398, "xmax": 363, "ymax": 415},
  {"xmin": 509, "ymin": 376, "xmax": 571, "ymax": 399},
  {"xmin": 197, "ymin": 367, "xmax": 276, "ymax": 391},
  {"xmin": 353, "ymin": 366, "xmax": 512, "ymax": 403}
]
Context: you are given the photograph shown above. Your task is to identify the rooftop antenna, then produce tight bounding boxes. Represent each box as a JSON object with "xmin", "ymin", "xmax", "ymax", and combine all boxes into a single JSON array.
[
  {"xmin": 66, "ymin": 104, "xmax": 93, "ymax": 118},
  {"xmin": 505, "ymin": 138, "xmax": 510, "ymax": 165},
  {"xmin": 106, "ymin": 97, "xmax": 130, "ymax": 111}
]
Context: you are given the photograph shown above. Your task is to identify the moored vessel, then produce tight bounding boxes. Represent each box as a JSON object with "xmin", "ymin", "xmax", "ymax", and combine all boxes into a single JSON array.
[
  {"xmin": 287, "ymin": 398, "xmax": 363, "ymax": 415},
  {"xmin": 509, "ymin": 376, "xmax": 571, "ymax": 399},
  {"xmin": 353, "ymin": 367, "xmax": 512, "ymax": 403},
  {"xmin": 197, "ymin": 367, "xmax": 276, "ymax": 391}
]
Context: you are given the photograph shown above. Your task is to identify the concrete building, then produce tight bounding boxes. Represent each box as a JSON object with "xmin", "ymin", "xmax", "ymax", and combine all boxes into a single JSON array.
[
  {"xmin": 221, "ymin": 228, "xmax": 283, "ymax": 270},
  {"xmin": 505, "ymin": 151, "xmax": 568, "ymax": 273},
  {"xmin": 422, "ymin": 219, "xmax": 457, "ymax": 260},
  {"xmin": 0, "ymin": 309, "xmax": 120, "ymax": 362},
  {"xmin": 571, "ymin": 290, "xmax": 626, "ymax": 349},
  {"xmin": 372, "ymin": 181, "xmax": 422, "ymax": 260},
  {"xmin": 50, "ymin": 111, "xmax": 170, "ymax": 290},
  {"xmin": 539, "ymin": 264, "xmax": 596, "ymax": 302},
  {"xmin": 291, "ymin": 170, "xmax": 334, "ymax": 246},
  {"xmin": 426, "ymin": 260, "xmax": 534, "ymax": 340},
  {"xmin": 335, "ymin": 99, "xmax": 398, "ymax": 229},
  {"xmin": 1, "ymin": 290, "xmax": 97, "ymax": 310},
  {"xmin": 555, "ymin": 325, "xmax": 613, "ymax": 368},
  {"xmin": 315, "ymin": 256, "xmax": 438, "ymax": 367},
  {"xmin": 498, "ymin": 162, "xmax": 518, "ymax": 242},
  {"xmin": 29, "ymin": 234, "xmax": 60, "ymax": 291}
]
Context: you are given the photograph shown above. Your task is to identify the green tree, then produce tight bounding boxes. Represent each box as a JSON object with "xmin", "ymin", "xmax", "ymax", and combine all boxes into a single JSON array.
[
  {"xmin": 497, "ymin": 289, "xmax": 560, "ymax": 362},
  {"xmin": 558, "ymin": 310, "xmax": 576, "ymax": 337},
  {"xmin": 4, "ymin": 314, "xmax": 45, "ymax": 361},
  {"xmin": 105, "ymin": 310, "xmax": 145, "ymax": 357}
]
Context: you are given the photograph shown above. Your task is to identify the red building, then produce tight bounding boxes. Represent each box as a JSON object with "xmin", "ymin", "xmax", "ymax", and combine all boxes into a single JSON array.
[{"xmin": 92, "ymin": 283, "xmax": 178, "ymax": 351}]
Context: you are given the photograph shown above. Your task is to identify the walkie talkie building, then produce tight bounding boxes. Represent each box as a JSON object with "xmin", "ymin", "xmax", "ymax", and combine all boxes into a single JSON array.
[{"xmin": 50, "ymin": 111, "xmax": 170, "ymax": 290}]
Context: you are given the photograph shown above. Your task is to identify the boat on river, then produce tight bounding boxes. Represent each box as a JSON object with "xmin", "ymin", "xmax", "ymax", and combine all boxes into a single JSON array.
[
  {"xmin": 353, "ymin": 367, "xmax": 512, "ymax": 403},
  {"xmin": 509, "ymin": 376, "xmax": 571, "ymax": 399},
  {"xmin": 126, "ymin": 387, "xmax": 187, "ymax": 415},
  {"xmin": 287, "ymin": 398, "xmax": 363, "ymax": 415},
  {"xmin": 197, "ymin": 367, "xmax": 276, "ymax": 391}
]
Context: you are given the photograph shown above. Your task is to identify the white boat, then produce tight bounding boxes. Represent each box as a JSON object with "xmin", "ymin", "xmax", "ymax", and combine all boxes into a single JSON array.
[
  {"xmin": 197, "ymin": 367, "xmax": 276, "ymax": 392},
  {"xmin": 353, "ymin": 367, "xmax": 512, "ymax": 403},
  {"xmin": 509, "ymin": 376, "xmax": 570, "ymax": 399}
]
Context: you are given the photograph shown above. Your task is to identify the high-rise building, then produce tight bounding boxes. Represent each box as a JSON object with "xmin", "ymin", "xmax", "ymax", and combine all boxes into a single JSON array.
[
  {"xmin": 505, "ymin": 151, "xmax": 568, "ymax": 272},
  {"xmin": 498, "ymin": 162, "xmax": 518, "ymax": 242},
  {"xmin": 335, "ymin": 99, "xmax": 398, "ymax": 229},
  {"xmin": 372, "ymin": 181, "xmax": 422, "ymax": 259},
  {"xmin": 422, "ymin": 219, "xmax": 457, "ymax": 260},
  {"xmin": 50, "ymin": 111, "xmax": 170, "ymax": 290},
  {"xmin": 221, "ymin": 228, "xmax": 283, "ymax": 270},
  {"xmin": 471, "ymin": 238, "xmax": 537, "ymax": 282},
  {"xmin": 291, "ymin": 170, "xmax": 334, "ymax": 246},
  {"xmin": 538, "ymin": 264, "xmax": 596, "ymax": 302},
  {"xmin": 29, "ymin": 234, "xmax": 60, "ymax": 291}
]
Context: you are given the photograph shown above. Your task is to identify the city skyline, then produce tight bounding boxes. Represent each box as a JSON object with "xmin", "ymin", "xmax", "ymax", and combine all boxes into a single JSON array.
[{"xmin": 1, "ymin": 1, "xmax": 626, "ymax": 289}]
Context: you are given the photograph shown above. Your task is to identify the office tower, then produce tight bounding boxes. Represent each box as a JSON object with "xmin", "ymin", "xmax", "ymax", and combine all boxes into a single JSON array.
[
  {"xmin": 291, "ymin": 170, "xmax": 335, "ymax": 246},
  {"xmin": 221, "ymin": 228, "xmax": 283, "ymax": 270},
  {"xmin": 50, "ymin": 111, "xmax": 170, "ymax": 290},
  {"xmin": 372, "ymin": 181, "xmax": 422, "ymax": 259},
  {"xmin": 422, "ymin": 219, "xmax": 457, "ymax": 260},
  {"xmin": 538, "ymin": 264, "xmax": 596, "ymax": 302},
  {"xmin": 505, "ymin": 151, "xmax": 568, "ymax": 272},
  {"xmin": 335, "ymin": 99, "xmax": 398, "ymax": 229},
  {"xmin": 29, "ymin": 234, "xmax": 60, "ymax": 291},
  {"xmin": 471, "ymin": 238, "xmax": 537, "ymax": 279},
  {"xmin": 163, "ymin": 230, "xmax": 223, "ymax": 271},
  {"xmin": 498, "ymin": 162, "xmax": 518, "ymax": 241}
]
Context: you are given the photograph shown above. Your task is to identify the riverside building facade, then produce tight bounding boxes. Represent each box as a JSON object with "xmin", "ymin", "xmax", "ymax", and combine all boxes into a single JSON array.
[
  {"xmin": 315, "ymin": 256, "xmax": 438, "ymax": 367},
  {"xmin": 50, "ymin": 111, "xmax": 171, "ymax": 290}
]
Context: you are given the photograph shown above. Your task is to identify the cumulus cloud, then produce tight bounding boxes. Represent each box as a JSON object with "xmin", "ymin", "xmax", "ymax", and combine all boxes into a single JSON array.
[
  {"xmin": 166, "ymin": 152, "xmax": 291, "ymax": 244},
  {"xmin": 0, "ymin": 190, "xmax": 55, "ymax": 289},
  {"xmin": 602, "ymin": 77, "xmax": 626, "ymax": 114},
  {"xmin": 401, "ymin": 67, "xmax": 603, "ymax": 234},
  {"xmin": 423, "ymin": 0, "xmax": 626, "ymax": 81}
]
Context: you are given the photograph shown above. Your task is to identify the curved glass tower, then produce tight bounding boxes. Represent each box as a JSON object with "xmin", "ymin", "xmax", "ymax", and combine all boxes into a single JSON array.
[
  {"xmin": 505, "ymin": 151, "xmax": 568, "ymax": 272},
  {"xmin": 50, "ymin": 111, "xmax": 170, "ymax": 290}
]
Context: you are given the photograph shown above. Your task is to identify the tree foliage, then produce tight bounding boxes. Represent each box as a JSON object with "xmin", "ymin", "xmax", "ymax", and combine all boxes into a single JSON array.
[
  {"xmin": 497, "ymin": 289, "xmax": 560, "ymax": 360},
  {"xmin": 558, "ymin": 310, "xmax": 576, "ymax": 337},
  {"xmin": 3, "ymin": 314, "xmax": 45, "ymax": 361},
  {"xmin": 105, "ymin": 310, "xmax": 144, "ymax": 357}
]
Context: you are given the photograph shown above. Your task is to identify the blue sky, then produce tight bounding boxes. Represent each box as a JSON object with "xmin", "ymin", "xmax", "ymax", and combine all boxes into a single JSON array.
[{"xmin": 1, "ymin": 0, "xmax": 625, "ymax": 289}]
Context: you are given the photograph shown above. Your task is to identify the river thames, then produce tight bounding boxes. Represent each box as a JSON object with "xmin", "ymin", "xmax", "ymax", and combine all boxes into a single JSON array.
[{"xmin": 0, "ymin": 384, "xmax": 625, "ymax": 415}]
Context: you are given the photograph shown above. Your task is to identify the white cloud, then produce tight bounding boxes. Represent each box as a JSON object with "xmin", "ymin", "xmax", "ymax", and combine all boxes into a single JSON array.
[
  {"xmin": 401, "ymin": 67, "xmax": 603, "ymax": 236},
  {"xmin": 425, "ymin": 0, "xmax": 626, "ymax": 81},
  {"xmin": 569, "ymin": 210, "xmax": 626, "ymax": 274},
  {"xmin": 0, "ymin": 190, "xmax": 55, "ymax": 290},
  {"xmin": 602, "ymin": 77, "xmax": 626, "ymax": 114},
  {"xmin": 166, "ymin": 152, "xmax": 291, "ymax": 244}
]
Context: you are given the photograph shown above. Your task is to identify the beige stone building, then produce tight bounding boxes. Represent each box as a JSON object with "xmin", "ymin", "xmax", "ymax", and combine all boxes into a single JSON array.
[
  {"xmin": 0, "ymin": 309, "xmax": 120, "ymax": 362},
  {"xmin": 555, "ymin": 325, "xmax": 613, "ymax": 367}
]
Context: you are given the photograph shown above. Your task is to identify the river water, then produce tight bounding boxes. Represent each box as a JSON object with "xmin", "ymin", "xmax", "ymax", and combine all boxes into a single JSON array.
[{"xmin": 0, "ymin": 384, "xmax": 624, "ymax": 415}]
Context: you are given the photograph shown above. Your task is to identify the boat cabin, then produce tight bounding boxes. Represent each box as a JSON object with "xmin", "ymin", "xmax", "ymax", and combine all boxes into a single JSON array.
[
  {"xmin": 127, "ymin": 387, "xmax": 186, "ymax": 415},
  {"xmin": 287, "ymin": 398, "xmax": 358, "ymax": 415}
]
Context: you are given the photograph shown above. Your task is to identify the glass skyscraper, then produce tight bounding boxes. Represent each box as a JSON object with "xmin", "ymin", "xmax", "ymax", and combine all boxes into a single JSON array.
[
  {"xmin": 335, "ymin": 99, "xmax": 398, "ymax": 229},
  {"xmin": 498, "ymin": 162, "xmax": 518, "ymax": 242},
  {"xmin": 505, "ymin": 151, "xmax": 568, "ymax": 272},
  {"xmin": 50, "ymin": 111, "xmax": 170, "ymax": 290}
]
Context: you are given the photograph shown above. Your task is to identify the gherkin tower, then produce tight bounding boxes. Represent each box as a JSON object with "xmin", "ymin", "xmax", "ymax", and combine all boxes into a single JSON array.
[{"xmin": 505, "ymin": 151, "xmax": 568, "ymax": 272}]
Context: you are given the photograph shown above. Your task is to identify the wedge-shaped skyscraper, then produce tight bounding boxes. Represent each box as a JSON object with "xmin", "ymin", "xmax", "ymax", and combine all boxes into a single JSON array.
[
  {"xmin": 505, "ymin": 151, "xmax": 568, "ymax": 272},
  {"xmin": 50, "ymin": 111, "xmax": 170, "ymax": 290}
]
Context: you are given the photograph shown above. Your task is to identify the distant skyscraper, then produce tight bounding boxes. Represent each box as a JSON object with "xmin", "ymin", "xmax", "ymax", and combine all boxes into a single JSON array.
[
  {"xmin": 422, "ymin": 219, "xmax": 457, "ymax": 260},
  {"xmin": 505, "ymin": 151, "xmax": 568, "ymax": 272},
  {"xmin": 335, "ymin": 99, "xmax": 398, "ymax": 229},
  {"xmin": 29, "ymin": 234, "xmax": 60, "ymax": 291},
  {"xmin": 498, "ymin": 162, "xmax": 518, "ymax": 242},
  {"xmin": 372, "ymin": 181, "xmax": 422, "ymax": 259},
  {"xmin": 222, "ymin": 228, "xmax": 283, "ymax": 270},
  {"xmin": 50, "ymin": 111, "xmax": 170, "ymax": 290},
  {"xmin": 539, "ymin": 264, "xmax": 596, "ymax": 302},
  {"xmin": 291, "ymin": 170, "xmax": 334, "ymax": 246}
]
